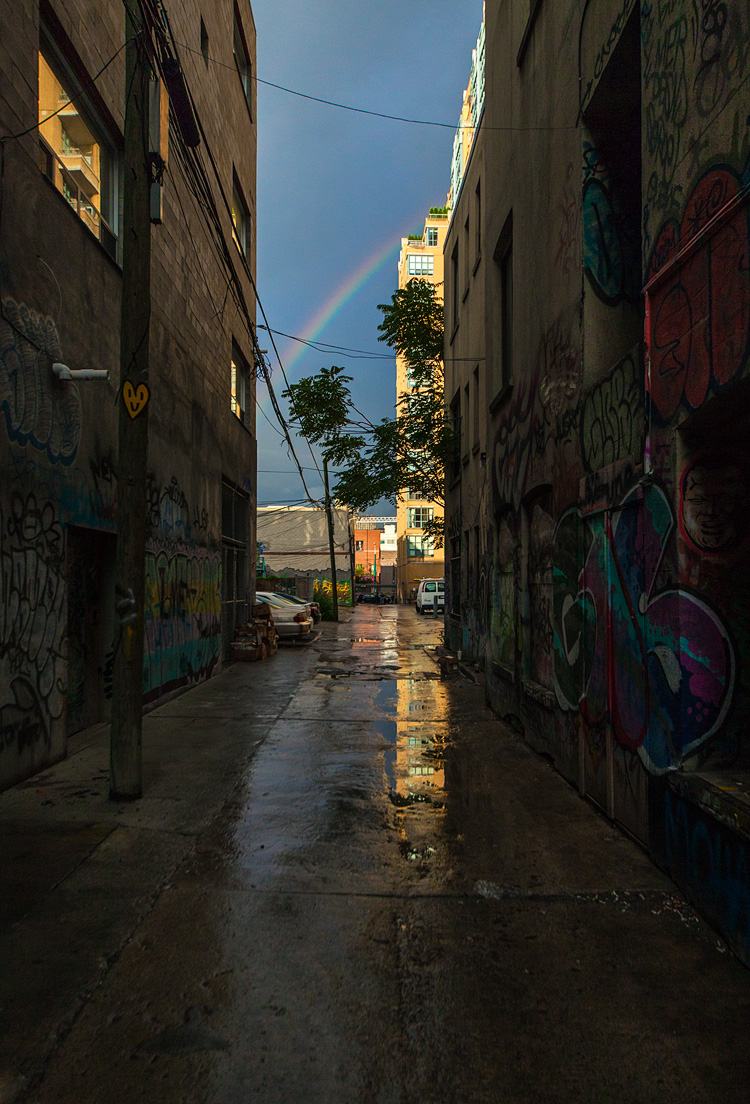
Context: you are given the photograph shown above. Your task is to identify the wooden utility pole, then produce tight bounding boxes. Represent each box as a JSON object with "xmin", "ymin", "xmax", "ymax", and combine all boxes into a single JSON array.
[
  {"xmin": 323, "ymin": 458, "xmax": 339, "ymax": 621},
  {"xmin": 110, "ymin": 3, "xmax": 151, "ymax": 799}
]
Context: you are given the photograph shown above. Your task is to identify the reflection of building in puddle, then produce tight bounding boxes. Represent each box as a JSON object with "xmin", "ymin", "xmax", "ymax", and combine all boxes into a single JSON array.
[{"xmin": 393, "ymin": 677, "xmax": 448, "ymax": 799}]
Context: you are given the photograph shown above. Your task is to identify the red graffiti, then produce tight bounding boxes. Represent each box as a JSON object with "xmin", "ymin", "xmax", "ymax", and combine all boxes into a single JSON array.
[{"xmin": 647, "ymin": 168, "xmax": 750, "ymax": 423}]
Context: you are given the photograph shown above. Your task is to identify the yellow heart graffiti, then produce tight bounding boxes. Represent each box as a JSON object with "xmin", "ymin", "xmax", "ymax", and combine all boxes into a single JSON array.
[{"xmin": 123, "ymin": 380, "xmax": 150, "ymax": 419}]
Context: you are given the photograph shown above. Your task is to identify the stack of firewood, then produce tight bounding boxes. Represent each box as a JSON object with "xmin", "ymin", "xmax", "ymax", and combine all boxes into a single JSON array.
[{"xmin": 230, "ymin": 602, "xmax": 278, "ymax": 662}]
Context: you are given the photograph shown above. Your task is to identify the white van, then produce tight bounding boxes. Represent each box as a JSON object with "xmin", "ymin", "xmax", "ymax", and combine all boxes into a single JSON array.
[{"xmin": 416, "ymin": 578, "xmax": 445, "ymax": 615}]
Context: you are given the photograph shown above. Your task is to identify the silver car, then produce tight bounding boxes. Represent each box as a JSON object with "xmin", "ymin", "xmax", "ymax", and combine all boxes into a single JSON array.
[
  {"xmin": 256, "ymin": 590, "xmax": 321, "ymax": 624},
  {"xmin": 255, "ymin": 593, "xmax": 314, "ymax": 638}
]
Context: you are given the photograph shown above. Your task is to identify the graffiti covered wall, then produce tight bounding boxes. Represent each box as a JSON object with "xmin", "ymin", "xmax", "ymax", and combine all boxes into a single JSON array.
[
  {"xmin": 142, "ymin": 473, "xmax": 221, "ymax": 707},
  {"xmin": 478, "ymin": 0, "xmax": 750, "ymax": 874}
]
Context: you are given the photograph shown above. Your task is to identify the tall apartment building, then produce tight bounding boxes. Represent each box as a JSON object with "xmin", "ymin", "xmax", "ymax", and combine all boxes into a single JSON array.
[
  {"xmin": 395, "ymin": 210, "xmax": 447, "ymax": 602},
  {"xmin": 0, "ymin": 0, "xmax": 257, "ymax": 789},
  {"xmin": 445, "ymin": 0, "xmax": 750, "ymax": 963}
]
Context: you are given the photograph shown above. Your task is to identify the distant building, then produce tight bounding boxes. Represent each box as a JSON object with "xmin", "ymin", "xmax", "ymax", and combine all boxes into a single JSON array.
[
  {"xmin": 257, "ymin": 505, "xmax": 353, "ymax": 595},
  {"xmin": 0, "ymin": 0, "xmax": 257, "ymax": 790},
  {"xmin": 354, "ymin": 515, "xmax": 397, "ymax": 595},
  {"xmin": 395, "ymin": 213, "xmax": 447, "ymax": 602}
]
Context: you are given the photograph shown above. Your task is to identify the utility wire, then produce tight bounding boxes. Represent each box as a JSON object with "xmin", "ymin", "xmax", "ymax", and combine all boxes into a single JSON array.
[
  {"xmin": 0, "ymin": 38, "xmax": 130, "ymax": 143},
  {"xmin": 172, "ymin": 37, "xmax": 577, "ymax": 132}
]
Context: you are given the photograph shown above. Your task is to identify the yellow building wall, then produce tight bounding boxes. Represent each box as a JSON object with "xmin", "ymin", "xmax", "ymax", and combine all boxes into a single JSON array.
[{"xmin": 395, "ymin": 212, "xmax": 447, "ymax": 601}]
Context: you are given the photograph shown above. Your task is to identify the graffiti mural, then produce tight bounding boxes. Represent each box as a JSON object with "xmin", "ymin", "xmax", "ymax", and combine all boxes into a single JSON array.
[
  {"xmin": 581, "ymin": 349, "xmax": 643, "ymax": 473},
  {"xmin": 679, "ymin": 457, "xmax": 747, "ymax": 553},
  {"xmin": 8, "ymin": 448, "xmax": 117, "ymax": 531},
  {"xmin": 647, "ymin": 166, "xmax": 750, "ymax": 424},
  {"xmin": 553, "ymin": 481, "xmax": 735, "ymax": 773},
  {"xmin": 0, "ymin": 493, "xmax": 66, "ymax": 754},
  {"xmin": 0, "ymin": 299, "xmax": 81, "ymax": 464},
  {"xmin": 642, "ymin": 2, "xmax": 690, "ymax": 218},
  {"xmin": 692, "ymin": 0, "xmax": 750, "ymax": 119},
  {"xmin": 143, "ymin": 543, "xmax": 221, "ymax": 703},
  {"xmin": 582, "ymin": 143, "xmax": 641, "ymax": 305},
  {"xmin": 492, "ymin": 312, "xmax": 581, "ymax": 515}
]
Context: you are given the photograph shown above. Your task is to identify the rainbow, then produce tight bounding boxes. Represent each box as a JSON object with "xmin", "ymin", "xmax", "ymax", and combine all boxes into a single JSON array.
[{"xmin": 258, "ymin": 215, "xmax": 423, "ymax": 415}]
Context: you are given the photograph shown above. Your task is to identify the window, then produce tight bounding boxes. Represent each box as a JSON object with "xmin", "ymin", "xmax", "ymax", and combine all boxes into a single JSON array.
[
  {"xmin": 407, "ymin": 253, "xmax": 434, "ymax": 277},
  {"xmin": 451, "ymin": 243, "xmax": 459, "ymax": 331},
  {"xmin": 463, "ymin": 382, "xmax": 470, "ymax": 456},
  {"xmin": 407, "ymin": 507, "xmax": 433, "ymax": 529},
  {"xmin": 200, "ymin": 17, "xmax": 209, "ymax": 64},
  {"xmin": 449, "ymin": 391, "xmax": 461, "ymax": 482},
  {"xmin": 405, "ymin": 453, "xmax": 430, "ymax": 500},
  {"xmin": 233, "ymin": 7, "xmax": 252, "ymax": 114},
  {"xmin": 231, "ymin": 342, "xmax": 251, "ymax": 425},
  {"xmin": 493, "ymin": 212, "xmax": 513, "ymax": 392},
  {"xmin": 407, "ymin": 535, "xmax": 434, "ymax": 558},
  {"xmin": 232, "ymin": 175, "xmax": 249, "ymax": 254},
  {"xmin": 475, "ymin": 180, "xmax": 482, "ymax": 261},
  {"xmin": 473, "ymin": 365, "xmax": 480, "ymax": 448},
  {"xmin": 464, "ymin": 215, "xmax": 470, "ymax": 290},
  {"xmin": 500, "ymin": 240, "xmax": 513, "ymax": 384},
  {"xmin": 37, "ymin": 40, "xmax": 117, "ymax": 259},
  {"xmin": 426, "ymin": 227, "xmax": 438, "ymax": 247},
  {"xmin": 355, "ymin": 540, "xmax": 364, "ymax": 551},
  {"xmin": 450, "ymin": 537, "xmax": 461, "ymax": 615}
]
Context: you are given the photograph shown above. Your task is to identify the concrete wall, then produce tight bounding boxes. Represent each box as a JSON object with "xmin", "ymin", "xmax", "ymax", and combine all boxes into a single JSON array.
[
  {"xmin": 0, "ymin": 0, "xmax": 257, "ymax": 788},
  {"xmin": 450, "ymin": 0, "xmax": 750, "ymax": 953}
]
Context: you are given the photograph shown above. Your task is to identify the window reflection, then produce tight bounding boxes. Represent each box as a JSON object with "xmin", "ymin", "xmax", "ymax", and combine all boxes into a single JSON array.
[{"xmin": 37, "ymin": 49, "xmax": 116, "ymax": 258}]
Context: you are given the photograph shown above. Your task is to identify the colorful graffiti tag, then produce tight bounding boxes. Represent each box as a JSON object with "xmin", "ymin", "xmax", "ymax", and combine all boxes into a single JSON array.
[
  {"xmin": 647, "ymin": 166, "xmax": 750, "ymax": 424},
  {"xmin": 553, "ymin": 481, "xmax": 735, "ymax": 773},
  {"xmin": 582, "ymin": 143, "xmax": 641, "ymax": 306},
  {"xmin": 143, "ymin": 544, "xmax": 221, "ymax": 703}
]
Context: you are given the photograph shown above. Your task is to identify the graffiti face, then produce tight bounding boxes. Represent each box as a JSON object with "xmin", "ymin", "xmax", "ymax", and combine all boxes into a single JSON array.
[
  {"xmin": 553, "ymin": 482, "xmax": 735, "ymax": 773},
  {"xmin": 680, "ymin": 460, "xmax": 745, "ymax": 553}
]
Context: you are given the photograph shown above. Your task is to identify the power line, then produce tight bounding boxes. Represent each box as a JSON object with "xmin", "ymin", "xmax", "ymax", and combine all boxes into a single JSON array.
[
  {"xmin": 259, "ymin": 325, "xmax": 394, "ymax": 360},
  {"xmin": 172, "ymin": 37, "xmax": 577, "ymax": 133}
]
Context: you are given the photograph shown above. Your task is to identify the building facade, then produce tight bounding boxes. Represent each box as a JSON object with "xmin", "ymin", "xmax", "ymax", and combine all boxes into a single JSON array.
[
  {"xmin": 0, "ymin": 0, "xmax": 257, "ymax": 789},
  {"xmin": 257, "ymin": 505, "xmax": 354, "ymax": 599},
  {"xmin": 353, "ymin": 515, "xmax": 397, "ymax": 597},
  {"xmin": 446, "ymin": 0, "xmax": 750, "ymax": 962},
  {"xmin": 395, "ymin": 211, "xmax": 447, "ymax": 602}
]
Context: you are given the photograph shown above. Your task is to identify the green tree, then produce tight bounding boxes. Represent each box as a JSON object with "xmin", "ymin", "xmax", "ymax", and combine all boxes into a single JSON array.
[{"xmin": 283, "ymin": 279, "xmax": 453, "ymax": 548}]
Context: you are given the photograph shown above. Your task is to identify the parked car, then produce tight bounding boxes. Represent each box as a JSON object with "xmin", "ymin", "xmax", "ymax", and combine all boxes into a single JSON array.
[
  {"xmin": 255, "ymin": 594, "xmax": 314, "ymax": 638},
  {"xmin": 256, "ymin": 590, "xmax": 321, "ymax": 624},
  {"xmin": 415, "ymin": 578, "xmax": 445, "ymax": 615}
]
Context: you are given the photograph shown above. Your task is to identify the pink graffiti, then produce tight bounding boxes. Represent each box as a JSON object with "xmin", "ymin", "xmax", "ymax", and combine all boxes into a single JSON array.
[{"xmin": 580, "ymin": 483, "xmax": 734, "ymax": 772}]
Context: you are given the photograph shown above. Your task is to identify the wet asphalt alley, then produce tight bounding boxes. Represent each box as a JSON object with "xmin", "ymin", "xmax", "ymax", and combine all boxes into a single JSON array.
[{"xmin": 3, "ymin": 605, "xmax": 750, "ymax": 1103}]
